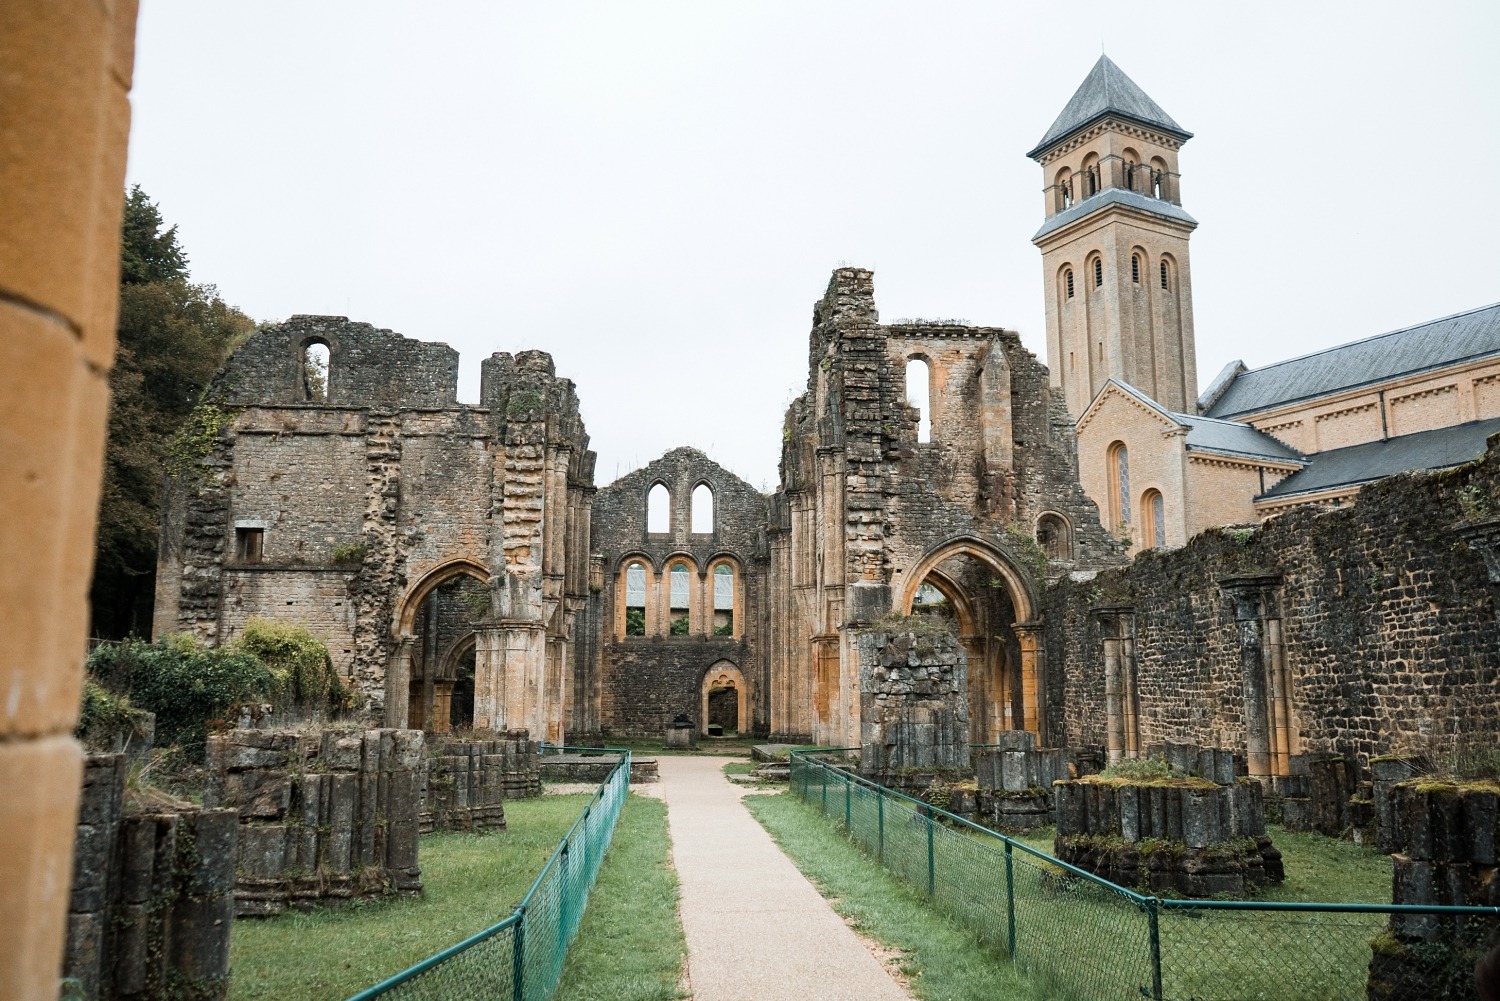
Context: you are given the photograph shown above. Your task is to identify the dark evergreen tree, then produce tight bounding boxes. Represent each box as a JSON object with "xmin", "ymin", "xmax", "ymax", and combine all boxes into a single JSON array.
[{"xmin": 91, "ymin": 188, "xmax": 255, "ymax": 638}]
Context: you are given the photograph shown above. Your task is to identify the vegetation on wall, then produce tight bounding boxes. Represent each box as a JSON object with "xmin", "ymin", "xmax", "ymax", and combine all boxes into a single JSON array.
[{"xmin": 92, "ymin": 186, "xmax": 257, "ymax": 639}]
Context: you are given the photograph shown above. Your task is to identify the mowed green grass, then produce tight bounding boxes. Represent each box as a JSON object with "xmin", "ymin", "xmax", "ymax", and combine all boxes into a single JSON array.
[
  {"xmin": 229, "ymin": 794, "xmax": 592, "ymax": 1001},
  {"xmin": 553, "ymin": 794, "xmax": 687, "ymax": 1001},
  {"xmin": 745, "ymin": 791, "xmax": 1034, "ymax": 1001}
]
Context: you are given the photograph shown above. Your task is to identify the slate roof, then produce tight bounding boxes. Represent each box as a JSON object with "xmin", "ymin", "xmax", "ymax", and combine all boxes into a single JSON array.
[
  {"xmin": 1257, "ymin": 416, "xmax": 1500, "ymax": 500},
  {"xmin": 1203, "ymin": 302, "xmax": 1500, "ymax": 419},
  {"xmin": 1101, "ymin": 380, "xmax": 1301, "ymax": 465},
  {"xmin": 1028, "ymin": 55, "xmax": 1192, "ymax": 159},
  {"xmin": 1176, "ymin": 413, "xmax": 1304, "ymax": 464},
  {"xmin": 1032, "ymin": 186, "xmax": 1198, "ymax": 243}
]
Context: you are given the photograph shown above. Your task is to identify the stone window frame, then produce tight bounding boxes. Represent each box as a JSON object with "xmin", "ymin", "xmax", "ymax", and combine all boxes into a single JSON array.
[
  {"xmin": 690, "ymin": 481, "xmax": 715, "ymax": 535},
  {"xmin": 299, "ymin": 335, "xmax": 333, "ymax": 404},
  {"xmin": 664, "ymin": 554, "xmax": 699, "ymax": 636},
  {"xmin": 1141, "ymin": 488, "xmax": 1166, "ymax": 549},
  {"xmin": 1034, "ymin": 511, "xmax": 1074, "ymax": 562},
  {"xmin": 615, "ymin": 554, "xmax": 657, "ymax": 639},
  {"xmin": 1060, "ymin": 263, "xmax": 1075, "ymax": 301},
  {"xmin": 905, "ymin": 354, "xmax": 933, "ymax": 444},
  {"xmin": 1159, "ymin": 254, "xmax": 1174, "ymax": 292},
  {"xmin": 1088, "ymin": 251, "xmax": 1104, "ymax": 290},
  {"xmin": 1107, "ymin": 441, "xmax": 1131, "ymax": 534},
  {"xmin": 646, "ymin": 480, "xmax": 671, "ymax": 535},
  {"xmin": 705, "ymin": 555, "xmax": 743, "ymax": 640}
]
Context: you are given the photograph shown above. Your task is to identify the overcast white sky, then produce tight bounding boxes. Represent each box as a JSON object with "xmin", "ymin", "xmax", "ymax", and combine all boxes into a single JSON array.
[{"xmin": 126, "ymin": 2, "xmax": 1500, "ymax": 491}]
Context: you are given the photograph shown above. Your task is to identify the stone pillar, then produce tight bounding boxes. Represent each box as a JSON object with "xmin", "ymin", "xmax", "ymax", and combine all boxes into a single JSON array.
[
  {"xmin": 1014, "ymin": 621, "xmax": 1045, "ymax": 741},
  {"xmin": 1220, "ymin": 575, "xmax": 1283, "ymax": 781},
  {"xmin": 1094, "ymin": 607, "xmax": 1137, "ymax": 764},
  {"xmin": 473, "ymin": 568, "xmax": 551, "ymax": 740},
  {"xmin": 385, "ymin": 635, "xmax": 415, "ymax": 733},
  {"xmin": 1, "ymin": 4, "xmax": 141, "ymax": 997}
]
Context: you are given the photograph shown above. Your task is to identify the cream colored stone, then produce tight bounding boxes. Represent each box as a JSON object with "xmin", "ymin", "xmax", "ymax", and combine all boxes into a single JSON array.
[{"xmin": 0, "ymin": 736, "xmax": 84, "ymax": 1000}]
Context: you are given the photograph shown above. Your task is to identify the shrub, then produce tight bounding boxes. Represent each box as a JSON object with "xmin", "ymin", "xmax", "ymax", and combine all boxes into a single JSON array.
[
  {"xmin": 331, "ymin": 542, "xmax": 367, "ymax": 565},
  {"xmin": 234, "ymin": 617, "xmax": 352, "ymax": 711},
  {"xmin": 1100, "ymin": 754, "xmax": 1175, "ymax": 782},
  {"xmin": 669, "ymin": 615, "xmax": 690, "ymax": 636},
  {"xmin": 86, "ymin": 634, "xmax": 275, "ymax": 753},
  {"xmin": 76, "ymin": 678, "xmax": 153, "ymax": 747}
]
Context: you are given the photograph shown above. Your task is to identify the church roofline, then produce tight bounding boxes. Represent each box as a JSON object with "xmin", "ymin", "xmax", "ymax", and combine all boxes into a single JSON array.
[{"xmin": 1027, "ymin": 55, "xmax": 1192, "ymax": 160}]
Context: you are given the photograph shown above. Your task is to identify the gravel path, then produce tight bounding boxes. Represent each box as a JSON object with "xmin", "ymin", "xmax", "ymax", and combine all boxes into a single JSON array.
[{"xmin": 657, "ymin": 755, "xmax": 911, "ymax": 1001}]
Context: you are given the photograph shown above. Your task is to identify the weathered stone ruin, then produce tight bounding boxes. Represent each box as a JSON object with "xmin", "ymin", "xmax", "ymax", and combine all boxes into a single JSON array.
[
  {"xmin": 971, "ymin": 730, "xmax": 1077, "ymax": 831},
  {"xmin": 421, "ymin": 731, "xmax": 540, "ymax": 834},
  {"xmin": 1053, "ymin": 772, "xmax": 1282, "ymax": 897},
  {"xmin": 858, "ymin": 629, "xmax": 970, "ymax": 776},
  {"xmin": 205, "ymin": 728, "xmax": 424, "ymax": 916},
  {"xmin": 64, "ymin": 755, "xmax": 238, "ymax": 1001},
  {"xmin": 1366, "ymin": 779, "xmax": 1500, "ymax": 999}
]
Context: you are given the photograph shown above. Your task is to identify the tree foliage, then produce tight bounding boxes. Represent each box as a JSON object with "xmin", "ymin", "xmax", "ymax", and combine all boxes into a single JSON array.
[{"xmin": 91, "ymin": 187, "xmax": 256, "ymax": 638}]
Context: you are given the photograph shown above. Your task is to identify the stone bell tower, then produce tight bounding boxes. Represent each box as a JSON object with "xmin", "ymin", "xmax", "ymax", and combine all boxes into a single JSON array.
[{"xmin": 1029, "ymin": 55, "xmax": 1199, "ymax": 417}]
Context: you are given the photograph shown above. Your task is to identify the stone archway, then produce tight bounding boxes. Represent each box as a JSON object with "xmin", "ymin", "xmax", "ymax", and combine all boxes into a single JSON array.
[
  {"xmin": 700, "ymin": 661, "xmax": 746, "ymax": 736},
  {"xmin": 895, "ymin": 535, "xmax": 1043, "ymax": 742},
  {"xmin": 388, "ymin": 558, "xmax": 490, "ymax": 730}
]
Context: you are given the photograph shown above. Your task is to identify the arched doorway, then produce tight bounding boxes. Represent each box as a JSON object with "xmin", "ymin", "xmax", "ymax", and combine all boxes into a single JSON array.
[
  {"xmin": 700, "ymin": 662, "xmax": 746, "ymax": 737},
  {"xmin": 390, "ymin": 559, "xmax": 490, "ymax": 731},
  {"xmin": 895, "ymin": 536, "xmax": 1041, "ymax": 744}
]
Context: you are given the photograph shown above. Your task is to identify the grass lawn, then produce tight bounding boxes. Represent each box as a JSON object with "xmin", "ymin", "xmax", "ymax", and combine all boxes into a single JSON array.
[
  {"xmin": 554, "ymin": 794, "xmax": 687, "ymax": 1001},
  {"xmin": 228, "ymin": 794, "xmax": 592, "ymax": 1001},
  {"xmin": 745, "ymin": 790, "xmax": 1034, "ymax": 1001}
]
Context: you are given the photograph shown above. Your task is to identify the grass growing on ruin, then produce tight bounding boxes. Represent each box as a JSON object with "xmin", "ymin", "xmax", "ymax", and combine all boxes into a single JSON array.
[
  {"xmin": 228, "ymin": 794, "xmax": 592, "ymax": 1001},
  {"xmin": 553, "ymin": 794, "xmax": 687, "ymax": 1001},
  {"xmin": 745, "ymin": 791, "xmax": 1033, "ymax": 1001}
]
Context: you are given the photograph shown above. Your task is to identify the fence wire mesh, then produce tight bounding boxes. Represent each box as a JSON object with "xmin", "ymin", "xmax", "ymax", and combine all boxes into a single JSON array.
[
  {"xmin": 347, "ymin": 748, "xmax": 629, "ymax": 1001},
  {"xmin": 791, "ymin": 750, "xmax": 1500, "ymax": 1001}
]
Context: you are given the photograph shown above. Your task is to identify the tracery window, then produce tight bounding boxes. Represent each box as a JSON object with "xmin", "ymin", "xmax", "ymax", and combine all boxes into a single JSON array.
[
  {"xmin": 1143, "ymin": 490, "xmax": 1166, "ymax": 549},
  {"xmin": 1108, "ymin": 442, "xmax": 1131, "ymax": 533}
]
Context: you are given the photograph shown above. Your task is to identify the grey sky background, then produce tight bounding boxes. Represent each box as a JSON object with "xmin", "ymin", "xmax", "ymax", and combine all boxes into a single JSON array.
[{"xmin": 126, "ymin": 2, "xmax": 1500, "ymax": 491}]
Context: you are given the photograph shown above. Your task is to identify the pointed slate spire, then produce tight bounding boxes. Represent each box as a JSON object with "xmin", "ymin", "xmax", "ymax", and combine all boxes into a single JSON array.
[{"xmin": 1027, "ymin": 55, "xmax": 1191, "ymax": 159}]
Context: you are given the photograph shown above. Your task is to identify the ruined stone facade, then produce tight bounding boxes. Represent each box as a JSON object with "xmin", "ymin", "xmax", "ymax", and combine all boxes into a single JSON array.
[
  {"xmin": 768, "ymin": 267, "xmax": 1122, "ymax": 746},
  {"xmin": 154, "ymin": 316, "xmax": 596, "ymax": 743},
  {"xmin": 578, "ymin": 448, "xmax": 769, "ymax": 738}
]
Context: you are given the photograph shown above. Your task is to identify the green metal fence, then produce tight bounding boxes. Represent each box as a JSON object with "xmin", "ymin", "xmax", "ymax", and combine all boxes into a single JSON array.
[
  {"xmin": 791, "ymin": 749, "xmax": 1500, "ymax": 1001},
  {"xmin": 346, "ymin": 747, "xmax": 630, "ymax": 1001}
]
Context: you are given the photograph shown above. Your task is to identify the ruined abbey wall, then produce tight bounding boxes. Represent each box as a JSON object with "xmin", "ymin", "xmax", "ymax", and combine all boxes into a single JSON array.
[
  {"xmin": 1044, "ymin": 441, "xmax": 1500, "ymax": 776},
  {"xmin": 583, "ymin": 448, "xmax": 770, "ymax": 737},
  {"xmin": 154, "ymin": 317, "xmax": 595, "ymax": 741}
]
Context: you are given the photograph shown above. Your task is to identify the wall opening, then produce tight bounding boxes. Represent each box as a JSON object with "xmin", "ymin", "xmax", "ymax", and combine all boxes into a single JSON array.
[
  {"xmin": 302, "ymin": 340, "xmax": 330, "ymax": 403},
  {"xmin": 647, "ymin": 483, "xmax": 670, "ymax": 533},
  {"xmin": 669, "ymin": 561, "xmax": 691, "ymax": 635},
  {"xmin": 1036, "ymin": 513, "xmax": 1073, "ymax": 561},
  {"xmin": 624, "ymin": 561, "xmax": 647, "ymax": 636},
  {"xmin": 1143, "ymin": 490, "xmax": 1165, "ymax": 549},
  {"xmin": 701, "ymin": 662, "xmax": 746, "ymax": 736},
  {"xmin": 235, "ymin": 527, "xmax": 264, "ymax": 563},
  {"xmin": 713, "ymin": 563, "xmax": 735, "ymax": 636},
  {"xmin": 906, "ymin": 357, "xmax": 932, "ymax": 443},
  {"xmin": 691, "ymin": 483, "xmax": 714, "ymax": 534}
]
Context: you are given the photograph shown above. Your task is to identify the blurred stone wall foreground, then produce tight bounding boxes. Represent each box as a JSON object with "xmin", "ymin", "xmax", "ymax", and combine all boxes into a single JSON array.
[{"xmin": 0, "ymin": 2, "xmax": 141, "ymax": 997}]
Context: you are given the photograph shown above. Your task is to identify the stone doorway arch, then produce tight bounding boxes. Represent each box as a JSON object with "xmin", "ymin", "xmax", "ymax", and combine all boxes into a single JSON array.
[
  {"xmin": 895, "ymin": 535, "xmax": 1044, "ymax": 742},
  {"xmin": 388, "ymin": 558, "xmax": 490, "ymax": 730},
  {"xmin": 701, "ymin": 661, "xmax": 746, "ymax": 736}
]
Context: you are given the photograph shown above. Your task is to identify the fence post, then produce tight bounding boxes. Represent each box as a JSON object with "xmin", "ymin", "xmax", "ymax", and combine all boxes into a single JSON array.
[
  {"xmin": 877, "ymin": 791, "xmax": 885, "ymax": 863},
  {"xmin": 821, "ymin": 764, "xmax": 828, "ymax": 812},
  {"xmin": 558, "ymin": 843, "xmax": 571, "ymax": 949},
  {"xmin": 512, "ymin": 906, "xmax": 527, "ymax": 1001},
  {"xmin": 1146, "ymin": 897, "xmax": 1164, "ymax": 1001},
  {"xmin": 1005, "ymin": 840, "xmax": 1016, "ymax": 958},
  {"xmin": 844, "ymin": 772, "xmax": 851, "ymax": 833},
  {"xmin": 926, "ymin": 810, "xmax": 936, "ymax": 899}
]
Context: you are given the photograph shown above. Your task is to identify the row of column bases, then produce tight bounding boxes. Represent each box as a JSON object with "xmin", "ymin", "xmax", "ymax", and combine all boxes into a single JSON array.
[{"xmin": 1094, "ymin": 574, "xmax": 1296, "ymax": 778}]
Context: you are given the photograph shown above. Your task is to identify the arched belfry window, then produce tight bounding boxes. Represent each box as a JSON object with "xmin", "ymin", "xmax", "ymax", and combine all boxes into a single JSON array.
[
  {"xmin": 624, "ymin": 562, "xmax": 647, "ymax": 636},
  {"xmin": 906, "ymin": 357, "xmax": 932, "ymax": 443},
  {"xmin": 1064, "ymin": 268, "xmax": 1075, "ymax": 299},
  {"xmin": 691, "ymin": 483, "xmax": 714, "ymax": 534},
  {"xmin": 1108, "ymin": 442, "xmax": 1131, "ymax": 533},
  {"xmin": 647, "ymin": 483, "xmax": 670, "ymax": 533},
  {"xmin": 302, "ymin": 341, "xmax": 330, "ymax": 403},
  {"xmin": 1093, "ymin": 257, "xmax": 1103, "ymax": 289},
  {"xmin": 1160, "ymin": 258, "xmax": 1171, "ymax": 291},
  {"xmin": 1131, "ymin": 254, "xmax": 1141, "ymax": 285},
  {"xmin": 669, "ymin": 561, "xmax": 691, "ymax": 635}
]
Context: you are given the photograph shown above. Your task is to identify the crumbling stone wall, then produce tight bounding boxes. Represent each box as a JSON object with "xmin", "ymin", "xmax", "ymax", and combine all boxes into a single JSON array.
[
  {"xmin": 421, "ymin": 732, "xmax": 540, "ymax": 834},
  {"xmin": 1043, "ymin": 439, "xmax": 1500, "ymax": 781},
  {"xmin": 65, "ymin": 755, "xmax": 238, "ymax": 1000},
  {"xmin": 1366, "ymin": 780, "xmax": 1500, "ymax": 999},
  {"xmin": 769, "ymin": 268, "xmax": 1123, "ymax": 747},
  {"xmin": 858, "ymin": 630, "xmax": 970, "ymax": 775},
  {"xmin": 584, "ymin": 447, "xmax": 769, "ymax": 737},
  {"xmin": 205, "ymin": 728, "xmax": 423, "ymax": 916},
  {"xmin": 155, "ymin": 320, "xmax": 596, "ymax": 741}
]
